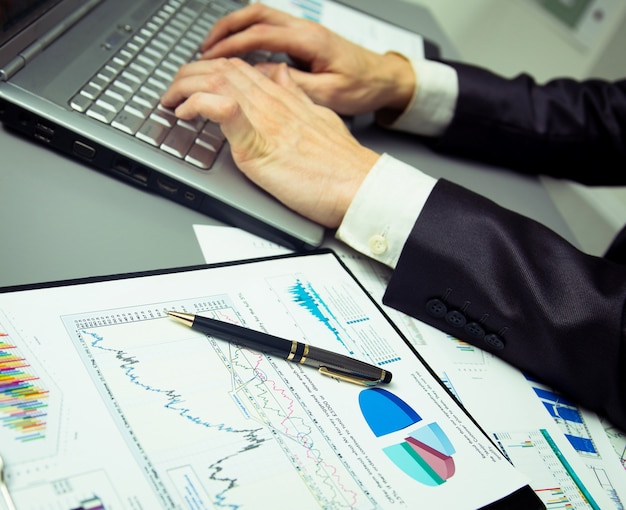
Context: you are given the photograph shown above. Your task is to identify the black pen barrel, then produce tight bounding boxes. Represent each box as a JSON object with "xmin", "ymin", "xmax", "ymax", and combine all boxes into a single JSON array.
[
  {"xmin": 193, "ymin": 315, "xmax": 290, "ymax": 357},
  {"xmin": 304, "ymin": 344, "xmax": 391, "ymax": 383},
  {"xmin": 183, "ymin": 313, "xmax": 391, "ymax": 385}
]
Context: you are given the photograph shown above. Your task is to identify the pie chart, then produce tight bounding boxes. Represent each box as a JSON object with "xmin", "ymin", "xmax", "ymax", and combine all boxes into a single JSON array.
[{"xmin": 359, "ymin": 388, "xmax": 456, "ymax": 486}]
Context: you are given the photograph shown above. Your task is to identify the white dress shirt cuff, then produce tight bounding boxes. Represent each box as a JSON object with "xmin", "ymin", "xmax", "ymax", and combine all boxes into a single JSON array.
[
  {"xmin": 336, "ymin": 153, "xmax": 437, "ymax": 269},
  {"xmin": 384, "ymin": 59, "xmax": 458, "ymax": 137}
]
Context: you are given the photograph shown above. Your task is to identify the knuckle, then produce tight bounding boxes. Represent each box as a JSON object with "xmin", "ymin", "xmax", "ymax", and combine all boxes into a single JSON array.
[
  {"xmin": 222, "ymin": 98, "xmax": 241, "ymax": 119},
  {"xmin": 248, "ymin": 24, "xmax": 269, "ymax": 37},
  {"xmin": 250, "ymin": 3, "xmax": 270, "ymax": 16}
]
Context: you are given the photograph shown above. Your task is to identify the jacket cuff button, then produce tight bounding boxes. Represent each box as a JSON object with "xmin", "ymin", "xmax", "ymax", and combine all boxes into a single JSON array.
[
  {"xmin": 445, "ymin": 310, "xmax": 466, "ymax": 328},
  {"xmin": 464, "ymin": 322, "xmax": 485, "ymax": 340},
  {"xmin": 484, "ymin": 333, "xmax": 505, "ymax": 350},
  {"xmin": 426, "ymin": 298, "xmax": 447, "ymax": 318}
]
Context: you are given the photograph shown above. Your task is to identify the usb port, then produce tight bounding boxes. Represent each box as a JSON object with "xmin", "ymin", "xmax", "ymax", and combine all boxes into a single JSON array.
[
  {"xmin": 34, "ymin": 122, "xmax": 54, "ymax": 143},
  {"xmin": 35, "ymin": 122, "xmax": 54, "ymax": 136}
]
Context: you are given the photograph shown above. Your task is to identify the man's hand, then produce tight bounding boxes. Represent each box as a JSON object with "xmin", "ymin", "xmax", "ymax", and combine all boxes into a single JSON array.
[
  {"xmin": 200, "ymin": 4, "xmax": 415, "ymax": 117},
  {"xmin": 161, "ymin": 57, "xmax": 379, "ymax": 228}
]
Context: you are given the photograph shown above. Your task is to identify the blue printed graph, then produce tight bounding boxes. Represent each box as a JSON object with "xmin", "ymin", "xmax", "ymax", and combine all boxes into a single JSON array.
[
  {"xmin": 383, "ymin": 423, "xmax": 456, "ymax": 486},
  {"xmin": 359, "ymin": 388, "xmax": 456, "ymax": 486},
  {"xmin": 532, "ymin": 385, "xmax": 598, "ymax": 455},
  {"xmin": 358, "ymin": 387, "xmax": 421, "ymax": 437}
]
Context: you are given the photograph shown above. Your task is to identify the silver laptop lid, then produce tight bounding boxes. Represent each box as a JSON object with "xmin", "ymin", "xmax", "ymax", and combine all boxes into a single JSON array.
[{"xmin": 0, "ymin": 0, "xmax": 100, "ymax": 79}]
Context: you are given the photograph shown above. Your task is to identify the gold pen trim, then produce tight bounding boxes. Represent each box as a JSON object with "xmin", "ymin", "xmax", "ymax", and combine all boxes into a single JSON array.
[
  {"xmin": 299, "ymin": 344, "xmax": 309, "ymax": 364},
  {"xmin": 287, "ymin": 340, "xmax": 298, "ymax": 361}
]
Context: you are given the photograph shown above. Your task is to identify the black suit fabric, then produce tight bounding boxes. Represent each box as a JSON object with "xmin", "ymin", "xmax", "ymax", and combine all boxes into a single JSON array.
[
  {"xmin": 429, "ymin": 62, "xmax": 626, "ymax": 185},
  {"xmin": 383, "ymin": 63, "xmax": 626, "ymax": 430}
]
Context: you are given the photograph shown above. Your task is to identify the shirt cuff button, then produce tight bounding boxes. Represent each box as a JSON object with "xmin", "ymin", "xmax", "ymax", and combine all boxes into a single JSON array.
[{"xmin": 368, "ymin": 234, "xmax": 388, "ymax": 255}]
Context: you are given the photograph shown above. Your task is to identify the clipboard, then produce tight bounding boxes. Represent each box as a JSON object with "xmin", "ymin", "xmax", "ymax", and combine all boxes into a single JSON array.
[{"xmin": 0, "ymin": 249, "xmax": 542, "ymax": 509}]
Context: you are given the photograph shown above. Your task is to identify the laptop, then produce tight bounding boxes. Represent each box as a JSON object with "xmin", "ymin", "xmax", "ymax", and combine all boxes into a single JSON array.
[{"xmin": 0, "ymin": 0, "xmax": 325, "ymax": 251}]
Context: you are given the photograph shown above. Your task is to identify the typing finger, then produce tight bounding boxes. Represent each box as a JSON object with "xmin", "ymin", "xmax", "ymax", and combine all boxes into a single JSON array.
[
  {"xmin": 201, "ymin": 4, "xmax": 296, "ymax": 52},
  {"xmin": 201, "ymin": 24, "xmax": 319, "ymax": 64}
]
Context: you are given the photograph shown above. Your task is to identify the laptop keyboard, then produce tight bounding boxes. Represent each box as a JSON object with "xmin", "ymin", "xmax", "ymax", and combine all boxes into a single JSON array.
[{"xmin": 69, "ymin": 0, "xmax": 258, "ymax": 170}]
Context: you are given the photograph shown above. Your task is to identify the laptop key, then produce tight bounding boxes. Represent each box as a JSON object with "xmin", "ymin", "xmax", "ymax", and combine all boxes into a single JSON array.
[
  {"xmin": 161, "ymin": 124, "xmax": 196, "ymax": 158},
  {"xmin": 132, "ymin": 90, "xmax": 159, "ymax": 110},
  {"xmin": 150, "ymin": 108, "xmax": 177, "ymax": 128},
  {"xmin": 136, "ymin": 54, "xmax": 158, "ymax": 71},
  {"xmin": 104, "ymin": 86, "xmax": 130, "ymax": 104},
  {"xmin": 197, "ymin": 130, "xmax": 223, "ymax": 152},
  {"xmin": 177, "ymin": 117, "xmax": 205, "ymax": 133},
  {"xmin": 97, "ymin": 94, "xmax": 125, "ymax": 113},
  {"xmin": 147, "ymin": 77, "xmax": 168, "ymax": 94},
  {"xmin": 202, "ymin": 121, "xmax": 225, "ymax": 142},
  {"xmin": 154, "ymin": 67, "xmax": 175, "ymax": 84},
  {"xmin": 136, "ymin": 119, "xmax": 169, "ymax": 146},
  {"xmin": 125, "ymin": 100, "xmax": 152, "ymax": 119},
  {"xmin": 185, "ymin": 141, "xmax": 218, "ymax": 169},
  {"xmin": 80, "ymin": 83, "xmax": 102, "ymax": 100},
  {"xmin": 70, "ymin": 93, "xmax": 92, "ymax": 113},
  {"xmin": 139, "ymin": 84, "xmax": 161, "ymax": 101},
  {"xmin": 86, "ymin": 103, "xmax": 116, "ymax": 124},
  {"xmin": 128, "ymin": 63, "xmax": 150, "ymax": 83},
  {"xmin": 112, "ymin": 109, "xmax": 144, "ymax": 135},
  {"xmin": 114, "ymin": 75, "xmax": 141, "ymax": 94}
]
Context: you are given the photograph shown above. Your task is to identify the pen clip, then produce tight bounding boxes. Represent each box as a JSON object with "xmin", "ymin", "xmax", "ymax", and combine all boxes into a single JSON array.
[{"xmin": 318, "ymin": 366, "xmax": 385, "ymax": 386}]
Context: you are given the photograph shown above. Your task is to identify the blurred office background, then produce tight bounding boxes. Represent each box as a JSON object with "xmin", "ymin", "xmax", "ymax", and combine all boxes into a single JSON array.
[{"xmin": 406, "ymin": 0, "xmax": 626, "ymax": 255}]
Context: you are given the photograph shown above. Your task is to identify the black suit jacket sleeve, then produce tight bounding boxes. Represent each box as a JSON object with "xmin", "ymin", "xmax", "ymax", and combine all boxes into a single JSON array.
[
  {"xmin": 383, "ymin": 179, "xmax": 626, "ymax": 430},
  {"xmin": 427, "ymin": 61, "xmax": 626, "ymax": 185}
]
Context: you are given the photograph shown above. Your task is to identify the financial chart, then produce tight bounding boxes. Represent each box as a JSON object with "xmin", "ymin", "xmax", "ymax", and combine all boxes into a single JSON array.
[{"xmin": 0, "ymin": 253, "xmax": 528, "ymax": 509}]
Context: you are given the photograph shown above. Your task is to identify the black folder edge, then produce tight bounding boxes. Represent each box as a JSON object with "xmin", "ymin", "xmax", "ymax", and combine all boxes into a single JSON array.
[{"xmin": 0, "ymin": 248, "xmax": 544, "ymax": 509}]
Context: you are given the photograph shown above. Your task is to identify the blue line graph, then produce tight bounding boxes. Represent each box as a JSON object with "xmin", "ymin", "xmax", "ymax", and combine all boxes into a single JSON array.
[
  {"xmin": 83, "ymin": 329, "xmax": 260, "ymax": 436},
  {"xmin": 288, "ymin": 278, "xmax": 351, "ymax": 353},
  {"xmin": 65, "ymin": 292, "xmax": 372, "ymax": 509},
  {"xmin": 282, "ymin": 275, "xmax": 402, "ymax": 366}
]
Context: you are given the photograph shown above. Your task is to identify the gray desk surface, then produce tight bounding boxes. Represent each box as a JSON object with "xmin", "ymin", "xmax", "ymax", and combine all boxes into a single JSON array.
[{"xmin": 0, "ymin": 0, "xmax": 575, "ymax": 288}]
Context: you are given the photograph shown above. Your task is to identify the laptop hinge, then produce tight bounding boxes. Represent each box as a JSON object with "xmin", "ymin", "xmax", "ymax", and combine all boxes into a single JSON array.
[{"xmin": 1, "ymin": 0, "xmax": 101, "ymax": 82}]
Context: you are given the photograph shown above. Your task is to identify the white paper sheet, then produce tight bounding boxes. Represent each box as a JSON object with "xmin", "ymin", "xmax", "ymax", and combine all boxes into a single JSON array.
[{"xmin": 0, "ymin": 250, "xmax": 530, "ymax": 509}]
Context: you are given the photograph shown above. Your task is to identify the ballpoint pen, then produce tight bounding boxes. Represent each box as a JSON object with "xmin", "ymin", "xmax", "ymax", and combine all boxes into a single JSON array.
[{"xmin": 167, "ymin": 311, "xmax": 392, "ymax": 386}]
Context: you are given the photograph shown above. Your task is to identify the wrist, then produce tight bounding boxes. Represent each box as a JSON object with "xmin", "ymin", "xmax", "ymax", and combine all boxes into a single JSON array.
[
  {"xmin": 330, "ymin": 146, "xmax": 380, "ymax": 228},
  {"xmin": 374, "ymin": 52, "xmax": 416, "ymax": 121}
]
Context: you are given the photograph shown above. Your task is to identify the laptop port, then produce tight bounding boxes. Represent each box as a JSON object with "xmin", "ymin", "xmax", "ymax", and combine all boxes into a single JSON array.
[
  {"xmin": 113, "ymin": 157, "xmax": 132, "ymax": 175},
  {"xmin": 72, "ymin": 140, "xmax": 96, "ymax": 160},
  {"xmin": 156, "ymin": 177, "xmax": 178, "ymax": 194},
  {"xmin": 35, "ymin": 122, "xmax": 54, "ymax": 136},
  {"xmin": 34, "ymin": 122, "xmax": 54, "ymax": 143},
  {"xmin": 132, "ymin": 167, "xmax": 149, "ymax": 185},
  {"xmin": 34, "ymin": 132, "xmax": 52, "ymax": 144}
]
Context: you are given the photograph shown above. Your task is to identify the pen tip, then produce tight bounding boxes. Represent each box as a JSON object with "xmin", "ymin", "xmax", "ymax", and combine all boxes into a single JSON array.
[{"xmin": 167, "ymin": 310, "xmax": 194, "ymax": 327}]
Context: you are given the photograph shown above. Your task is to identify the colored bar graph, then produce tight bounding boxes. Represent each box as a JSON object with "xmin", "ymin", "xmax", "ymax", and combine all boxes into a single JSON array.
[{"xmin": 0, "ymin": 331, "xmax": 49, "ymax": 441}]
